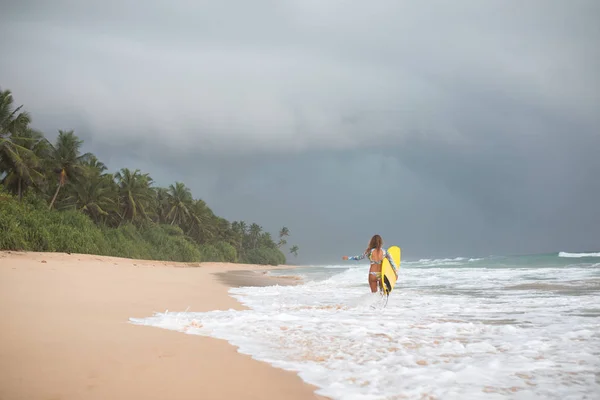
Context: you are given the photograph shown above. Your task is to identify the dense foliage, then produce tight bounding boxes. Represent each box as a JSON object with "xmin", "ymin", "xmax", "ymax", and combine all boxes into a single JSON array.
[{"xmin": 0, "ymin": 87, "xmax": 300, "ymax": 264}]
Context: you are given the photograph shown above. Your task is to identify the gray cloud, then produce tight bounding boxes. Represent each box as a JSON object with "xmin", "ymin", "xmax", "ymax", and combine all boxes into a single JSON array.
[{"xmin": 1, "ymin": 1, "xmax": 599, "ymax": 263}]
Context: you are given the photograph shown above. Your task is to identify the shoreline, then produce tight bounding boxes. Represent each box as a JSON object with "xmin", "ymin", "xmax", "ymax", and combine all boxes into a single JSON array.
[
  {"xmin": 215, "ymin": 269, "xmax": 304, "ymax": 288},
  {"xmin": 0, "ymin": 250, "xmax": 328, "ymax": 400}
]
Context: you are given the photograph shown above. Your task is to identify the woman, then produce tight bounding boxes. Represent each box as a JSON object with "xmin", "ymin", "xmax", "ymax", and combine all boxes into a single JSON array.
[{"xmin": 342, "ymin": 234, "xmax": 399, "ymax": 293}]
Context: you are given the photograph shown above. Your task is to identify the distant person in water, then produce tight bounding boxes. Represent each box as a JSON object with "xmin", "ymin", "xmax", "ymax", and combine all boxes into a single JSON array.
[{"xmin": 342, "ymin": 234, "xmax": 399, "ymax": 293}]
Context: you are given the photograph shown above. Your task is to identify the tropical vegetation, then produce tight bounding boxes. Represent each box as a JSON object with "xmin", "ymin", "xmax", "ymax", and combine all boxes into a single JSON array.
[{"xmin": 0, "ymin": 87, "xmax": 300, "ymax": 265}]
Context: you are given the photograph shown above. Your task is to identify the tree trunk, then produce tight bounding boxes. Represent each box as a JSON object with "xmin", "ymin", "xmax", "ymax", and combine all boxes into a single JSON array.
[{"xmin": 49, "ymin": 182, "xmax": 62, "ymax": 210}]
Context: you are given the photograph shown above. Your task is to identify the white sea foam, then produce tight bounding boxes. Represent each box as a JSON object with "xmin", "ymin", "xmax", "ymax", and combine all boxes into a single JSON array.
[
  {"xmin": 412, "ymin": 257, "xmax": 467, "ymax": 263},
  {"xmin": 404, "ymin": 257, "xmax": 473, "ymax": 268},
  {"xmin": 559, "ymin": 251, "xmax": 600, "ymax": 258},
  {"xmin": 131, "ymin": 263, "xmax": 600, "ymax": 400}
]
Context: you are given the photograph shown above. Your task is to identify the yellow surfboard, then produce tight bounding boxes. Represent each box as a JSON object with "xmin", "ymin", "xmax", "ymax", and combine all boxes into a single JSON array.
[{"xmin": 381, "ymin": 246, "xmax": 401, "ymax": 296}]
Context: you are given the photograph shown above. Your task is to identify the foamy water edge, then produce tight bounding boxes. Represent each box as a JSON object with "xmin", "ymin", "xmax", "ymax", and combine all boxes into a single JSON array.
[{"xmin": 130, "ymin": 256, "xmax": 600, "ymax": 400}]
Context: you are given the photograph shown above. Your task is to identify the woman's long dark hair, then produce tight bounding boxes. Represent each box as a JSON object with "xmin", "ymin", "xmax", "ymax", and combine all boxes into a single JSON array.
[{"xmin": 365, "ymin": 234, "xmax": 383, "ymax": 255}]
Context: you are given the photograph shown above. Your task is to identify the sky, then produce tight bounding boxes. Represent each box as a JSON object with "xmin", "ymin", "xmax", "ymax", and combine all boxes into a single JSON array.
[{"xmin": 1, "ymin": 0, "xmax": 599, "ymax": 264}]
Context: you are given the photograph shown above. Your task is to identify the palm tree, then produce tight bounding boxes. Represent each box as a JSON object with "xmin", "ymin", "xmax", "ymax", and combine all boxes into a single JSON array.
[
  {"xmin": 81, "ymin": 155, "xmax": 107, "ymax": 174},
  {"xmin": 230, "ymin": 221, "xmax": 247, "ymax": 255},
  {"xmin": 277, "ymin": 226, "xmax": 290, "ymax": 249},
  {"xmin": 61, "ymin": 167, "xmax": 117, "ymax": 223},
  {"xmin": 46, "ymin": 130, "xmax": 92, "ymax": 210},
  {"xmin": 114, "ymin": 168, "xmax": 155, "ymax": 224},
  {"xmin": 165, "ymin": 182, "xmax": 193, "ymax": 226},
  {"xmin": 0, "ymin": 88, "xmax": 31, "ymax": 141},
  {"xmin": 211, "ymin": 216, "xmax": 233, "ymax": 245},
  {"xmin": 154, "ymin": 187, "xmax": 170, "ymax": 224},
  {"xmin": 279, "ymin": 226, "xmax": 290, "ymax": 239},
  {"xmin": 1, "ymin": 128, "xmax": 47, "ymax": 200},
  {"xmin": 186, "ymin": 198, "xmax": 215, "ymax": 243},
  {"xmin": 289, "ymin": 245, "xmax": 299, "ymax": 257},
  {"xmin": 238, "ymin": 220, "xmax": 247, "ymax": 249},
  {"xmin": 238, "ymin": 221, "xmax": 247, "ymax": 236},
  {"xmin": 248, "ymin": 223, "xmax": 262, "ymax": 249},
  {"xmin": 259, "ymin": 232, "xmax": 276, "ymax": 249},
  {"xmin": 0, "ymin": 89, "xmax": 44, "ymax": 200}
]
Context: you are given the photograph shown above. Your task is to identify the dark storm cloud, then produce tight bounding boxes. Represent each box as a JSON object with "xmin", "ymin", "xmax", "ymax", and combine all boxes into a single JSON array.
[{"xmin": 1, "ymin": 1, "xmax": 599, "ymax": 263}]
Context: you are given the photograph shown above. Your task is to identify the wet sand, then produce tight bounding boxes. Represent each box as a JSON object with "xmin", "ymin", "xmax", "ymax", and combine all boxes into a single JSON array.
[{"xmin": 215, "ymin": 269, "xmax": 303, "ymax": 287}]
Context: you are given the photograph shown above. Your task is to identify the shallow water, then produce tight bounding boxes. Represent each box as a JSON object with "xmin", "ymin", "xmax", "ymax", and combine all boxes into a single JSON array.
[{"xmin": 130, "ymin": 252, "xmax": 600, "ymax": 400}]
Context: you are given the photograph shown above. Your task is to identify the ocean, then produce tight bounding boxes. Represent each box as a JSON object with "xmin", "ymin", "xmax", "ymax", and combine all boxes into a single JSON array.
[{"xmin": 130, "ymin": 252, "xmax": 600, "ymax": 400}]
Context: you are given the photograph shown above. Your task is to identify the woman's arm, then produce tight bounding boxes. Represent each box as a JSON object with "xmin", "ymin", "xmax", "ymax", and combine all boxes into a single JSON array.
[{"xmin": 343, "ymin": 252, "xmax": 366, "ymax": 261}]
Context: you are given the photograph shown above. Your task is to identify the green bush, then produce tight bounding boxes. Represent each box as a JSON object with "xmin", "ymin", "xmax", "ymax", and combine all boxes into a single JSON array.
[
  {"xmin": 0, "ymin": 193, "xmax": 284, "ymax": 265},
  {"xmin": 101, "ymin": 225, "xmax": 150, "ymax": 259},
  {"xmin": 242, "ymin": 247, "xmax": 286, "ymax": 266},
  {"xmin": 141, "ymin": 224, "xmax": 202, "ymax": 262},
  {"xmin": 0, "ymin": 197, "xmax": 108, "ymax": 254},
  {"xmin": 198, "ymin": 241, "xmax": 239, "ymax": 262},
  {"xmin": 0, "ymin": 200, "xmax": 28, "ymax": 250},
  {"xmin": 215, "ymin": 241, "xmax": 237, "ymax": 262},
  {"xmin": 19, "ymin": 210, "xmax": 52, "ymax": 251},
  {"xmin": 22, "ymin": 189, "xmax": 49, "ymax": 210},
  {"xmin": 199, "ymin": 243, "xmax": 221, "ymax": 261}
]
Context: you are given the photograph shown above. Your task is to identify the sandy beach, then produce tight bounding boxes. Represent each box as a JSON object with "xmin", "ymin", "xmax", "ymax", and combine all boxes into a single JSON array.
[{"xmin": 0, "ymin": 251, "xmax": 327, "ymax": 400}]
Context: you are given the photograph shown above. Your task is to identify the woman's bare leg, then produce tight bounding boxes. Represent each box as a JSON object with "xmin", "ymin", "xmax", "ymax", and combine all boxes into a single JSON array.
[{"xmin": 368, "ymin": 274, "xmax": 378, "ymax": 293}]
